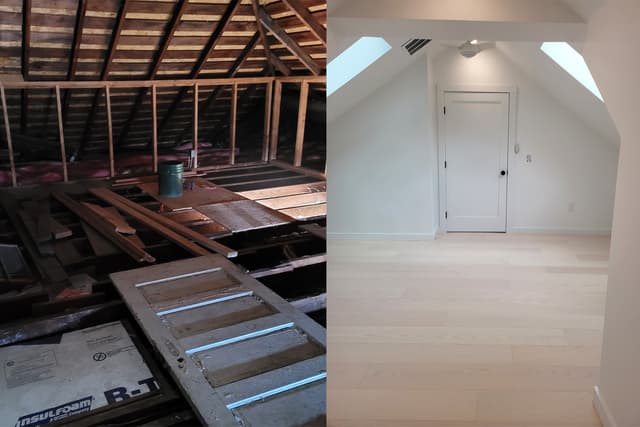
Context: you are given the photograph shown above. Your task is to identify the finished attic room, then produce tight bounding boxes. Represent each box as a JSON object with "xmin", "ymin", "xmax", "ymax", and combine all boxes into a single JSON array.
[{"xmin": 0, "ymin": 1, "xmax": 326, "ymax": 426}]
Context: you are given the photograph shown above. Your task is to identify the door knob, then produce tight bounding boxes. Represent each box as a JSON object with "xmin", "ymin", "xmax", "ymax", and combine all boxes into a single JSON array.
[{"xmin": 500, "ymin": 170, "xmax": 507, "ymax": 176}]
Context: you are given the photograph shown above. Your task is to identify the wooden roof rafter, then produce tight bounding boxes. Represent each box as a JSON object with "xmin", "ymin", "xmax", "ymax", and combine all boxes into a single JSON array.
[
  {"xmin": 257, "ymin": 6, "xmax": 321, "ymax": 76},
  {"xmin": 281, "ymin": 0, "xmax": 326, "ymax": 47},
  {"xmin": 251, "ymin": 0, "xmax": 287, "ymax": 76},
  {"xmin": 68, "ymin": 0, "xmax": 88, "ymax": 81},
  {"xmin": 78, "ymin": 0, "xmax": 131, "ymax": 158},
  {"xmin": 116, "ymin": 0, "xmax": 190, "ymax": 147},
  {"xmin": 155, "ymin": 0, "xmax": 244, "ymax": 147},
  {"xmin": 174, "ymin": 32, "xmax": 262, "ymax": 147},
  {"xmin": 20, "ymin": 0, "xmax": 32, "ymax": 133}
]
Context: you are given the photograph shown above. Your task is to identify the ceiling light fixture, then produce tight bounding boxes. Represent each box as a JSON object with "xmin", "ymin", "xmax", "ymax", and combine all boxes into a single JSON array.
[{"xmin": 470, "ymin": 39, "xmax": 479, "ymax": 45}]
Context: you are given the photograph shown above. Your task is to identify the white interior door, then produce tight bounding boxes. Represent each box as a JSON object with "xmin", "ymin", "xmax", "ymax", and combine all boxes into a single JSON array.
[{"xmin": 444, "ymin": 91, "xmax": 509, "ymax": 232}]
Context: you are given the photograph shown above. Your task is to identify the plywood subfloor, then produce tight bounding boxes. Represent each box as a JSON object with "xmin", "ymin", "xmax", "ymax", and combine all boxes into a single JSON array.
[{"xmin": 328, "ymin": 233, "xmax": 607, "ymax": 427}]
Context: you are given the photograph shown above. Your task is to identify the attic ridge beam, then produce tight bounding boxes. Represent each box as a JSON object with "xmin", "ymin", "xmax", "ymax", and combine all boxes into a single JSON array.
[
  {"xmin": 116, "ymin": 0, "xmax": 189, "ymax": 147},
  {"xmin": 68, "ymin": 0, "xmax": 87, "ymax": 80},
  {"xmin": 257, "ymin": 6, "xmax": 321, "ymax": 75},
  {"xmin": 281, "ymin": 0, "xmax": 326, "ymax": 47},
  {"xmin": 191, "ymin": 0, "xmax": 242, "ymax": 78},
  {"xmin": 251, "ymin": 0, "xmax": 275, "ymax": 76},
  {"xmin": 173, "ymin": 32, "xmax": 261, "ymax": 146}
]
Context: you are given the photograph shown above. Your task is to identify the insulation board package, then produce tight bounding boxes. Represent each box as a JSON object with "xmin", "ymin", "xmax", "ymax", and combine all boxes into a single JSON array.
[{"xmin": 0, "ymin": 321, "xmax": 157, "ymax": 426}]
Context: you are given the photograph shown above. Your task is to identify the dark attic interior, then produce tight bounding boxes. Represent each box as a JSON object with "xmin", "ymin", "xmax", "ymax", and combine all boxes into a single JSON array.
[{"xmin": 0, "ymin": 1, "xmax": 326, "ymax": 426}]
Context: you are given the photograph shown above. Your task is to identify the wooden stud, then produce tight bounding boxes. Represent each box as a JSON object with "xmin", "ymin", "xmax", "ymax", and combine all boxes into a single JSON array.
[
  {"xmin": 193, "ymin": 83, "xmax": 199, "ymax": 169},
  {"xmin": 262, "ymin": 81, "xmax": 273, "ymax": 162},
  {"xmin": 0, "ymin": 85, "xmax": 17, "ymax": 187},
  {"xmin": 281, "ymin": 0, "xmax": 327, "ymax": 47},
  {"xmin": 257, "ymin": 6, "xmax": 321, "ymax": 76},
  {"xmin": 230, "ymin": 83, "xmax": 238, "ymax": 165},
  {"xmin": 269, "ymin": 81, "xmax": 282, "ymax": 161},
  {"xmin": 55, "ymin": 86, "xmax": 68, "ymax": 182},
  {"xmin": 152, "ymin": 85, "xmax": 158, "ymax": 173},
  {"xmin": 105, "ymin": 86, "xmax": 115, "ymax": 177},
  {"xmin": 294, "ymin": 81, "xmax": 309, "ymax": 167}
]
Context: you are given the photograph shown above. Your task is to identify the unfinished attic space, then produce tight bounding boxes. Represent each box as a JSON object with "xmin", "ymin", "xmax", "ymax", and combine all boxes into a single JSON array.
[{"xmin": 0, "ymin": 0, "xmax": 326, "ymax": 426}]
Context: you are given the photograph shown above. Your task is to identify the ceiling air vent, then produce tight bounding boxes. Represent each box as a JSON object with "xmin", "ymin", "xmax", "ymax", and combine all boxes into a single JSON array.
[{"xmin": 402, "ymin": 38, "xmax": 431, "ymax": 55}]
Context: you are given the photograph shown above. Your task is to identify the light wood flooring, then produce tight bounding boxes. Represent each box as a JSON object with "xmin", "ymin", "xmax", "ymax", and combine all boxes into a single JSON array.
[{"xmin": 327, "ymin": 233, "xmax": 608, "ymax": 427}]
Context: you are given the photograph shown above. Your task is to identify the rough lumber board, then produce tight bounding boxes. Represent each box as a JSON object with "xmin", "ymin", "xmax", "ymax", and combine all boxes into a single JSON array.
[
  {"xmin": 280, "ymin": 0, "xmax": 327, "ymax": 47},
  {"xmin": 52, "ymin": 191, "xmax": 155, "ymax": 263},
  {"xmin": 1, "ymin": 198, "xmax": 68, "ymax": 284},
  {"xmin": 81, "ymin": 220, "xmax": 144, "ymax": 258},
  {"xmin": 90, "ymin": 187, "xmax": 237, "ymax": 258},
  {"xmin": 82, "ymin": 202, "xmax": 136, "ymax": 234},
  {"xmin": 258, "ymin": 6, "xmax": 321, "ymax": 75},
  {"xmin": 291, "ymin": 293, "xmax": 326, "ymax": 314},
  {"xmin": 250, "ymin": 254, "xmax": 326, "ymax": 279},
  {"xmin": 0, "ymin": 301, "xmax": 124, "ymax": 346},
  {"xmin": 137, "ymin": 178, "xmax": 245, "ymax": 211},
  {"xmin": 280, "ymin": 203, "xmax": 326, "ymax": 221},
  {"xmin": 196, "ymin": 200, "xmax": 292, "ymax": 233},
  {"xmin": 238, "ymin": 182, "xmax": 326, "ymax": 200},
  {"xmin": 256, "ymin": 191, "xmax": 326, "ymax": 210}
]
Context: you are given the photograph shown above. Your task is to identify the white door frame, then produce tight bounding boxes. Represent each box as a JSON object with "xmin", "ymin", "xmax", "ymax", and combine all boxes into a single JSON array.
[{"xmin": 436, "ymin": 84, "xmax": 518, "ymax": 234}]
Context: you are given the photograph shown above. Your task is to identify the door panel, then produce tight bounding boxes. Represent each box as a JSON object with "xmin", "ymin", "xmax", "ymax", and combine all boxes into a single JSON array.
[{"xmin": 444, "ymin": 91, "xmax": 509, "ymax": 232}]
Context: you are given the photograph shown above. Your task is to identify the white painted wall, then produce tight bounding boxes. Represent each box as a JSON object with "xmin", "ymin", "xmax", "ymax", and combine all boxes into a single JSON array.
[
  {"xmin": 328, "ymin": 40, "xmax": 618, "ymax": 239},
  {"xmin": 327, "ymin": 57, "xmax": 438, "ymax": 239},
  {"xmin": 578, "ymin": 2, "xmax": 640, "ymax": 426},
  {"xmin": 434, "ymin": 46, "xmax": 618, "ymax": 234}
]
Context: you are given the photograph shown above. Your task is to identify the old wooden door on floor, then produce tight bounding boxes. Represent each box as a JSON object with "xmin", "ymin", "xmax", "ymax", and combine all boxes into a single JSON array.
[{"xmin": 109, "ymin": 255, "xmax": 326, "ymax": 427}]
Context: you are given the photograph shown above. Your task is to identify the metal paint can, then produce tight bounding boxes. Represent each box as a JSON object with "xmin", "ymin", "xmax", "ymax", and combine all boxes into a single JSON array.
[{"xmin": 158, "ymin": 160, "xmax": 183, "ymax": 198}]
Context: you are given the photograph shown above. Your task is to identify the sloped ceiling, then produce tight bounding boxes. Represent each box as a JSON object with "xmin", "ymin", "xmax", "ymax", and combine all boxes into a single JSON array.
[{"xmin": 328, "ymin": 0, "xmax": 618, "ymax": 143}]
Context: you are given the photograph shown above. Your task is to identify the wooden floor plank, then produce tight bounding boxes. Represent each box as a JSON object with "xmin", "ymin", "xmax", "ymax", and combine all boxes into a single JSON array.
[
  {"xmin": 328, "ymin": 234, "xmax": 607, "ymax": 427},
  {"xmin": 138, "ymin": 177, "xmax": 245, "ymax": 211},
  {"xmin": 196, "ymin": 200, "xmax": 292, "ymax": 233}
]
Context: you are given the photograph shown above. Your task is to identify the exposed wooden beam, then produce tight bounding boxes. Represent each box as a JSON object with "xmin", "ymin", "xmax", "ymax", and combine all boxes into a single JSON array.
[
  {"xmin": 68, "ymin": 0, "xmax": 87, "ymax": 80},
  {"xmin": 173, "ymin": 32, "xmax": 261, "ymax": 146},
  {"xmin": 115, "ymin": 0, "xmax": 189, "ymax": 146},
  {"xmin": 193, "ymin": 83, "xmax": 198, "ymax": 168},
  {"xmin": 154, "ymin": 0, "xmax": 243, "ymax": 146},
  {"xmin": 21, "ymin": 0, "xmax": 31, "ymax": 81},
  {"xmin": 251, "ymin": 0, "xmax": 275, "ymax": 76},
  {"xmin": 281, "ymin": 0, "xmax": 326, "ymax": 47},
  {"xmin": 191, "ymin": 0, "xmax": 242, "ymax": 78},
  {"xmin": 230, "ymin": 83, "xmax": 237, "ymax": 165},
  {"xmin": 0, "ymin": 85, "xmax": 17, "ymax": 187},
  {"xmin": 105, "ymin": 87, "xmax": 115, "ymax": 177},
  {"xmin": 77, "ymin": 0, "xmax": 129, "ymax": 158},
  {"xmin": 294, "ymin": 81, "xmax": 309, "ymax": 167},
  {"xmin": 3, "ymin": 76, "xmax": 325, "ymax": 90},
  {"xmin": 55, "ymin": 86, "xmax": 68, "ymax": 182},
  {"xmin": 269, "ymin": 81, "xmax": 282, "ymax": 160},
  {"xmin": 152, "ymin": 85, "xmax": 158, "ymax": 173},
  {"xmin": 262, "ymin": 81, "xmax": 273, "ymax": 161},
  {"xmin": 257, "ymin": 6, "xmax": 321, "ymax": 75},
  {"xmin": 101, "ymin": 0, "xmax": 130, "ymax": 80}
]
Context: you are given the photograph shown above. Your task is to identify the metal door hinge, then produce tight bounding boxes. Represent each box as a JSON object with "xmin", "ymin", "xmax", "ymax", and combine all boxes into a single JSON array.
[{"xmin": 445, "ymin": 211, "xmax": 448, "ymax": 219}]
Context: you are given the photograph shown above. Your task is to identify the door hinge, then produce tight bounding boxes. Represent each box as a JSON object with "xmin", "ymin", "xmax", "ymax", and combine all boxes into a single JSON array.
[
  {"xmin": 444, "ymin": 161, "xmax": 447, "ymax": 168},
  {"xmin": 443, "ymin": 106, "xmax": 446, "ymax": 115},
  {"xmin": 445, "ymin": 211, "xmax": 448, "ymax": 219}
]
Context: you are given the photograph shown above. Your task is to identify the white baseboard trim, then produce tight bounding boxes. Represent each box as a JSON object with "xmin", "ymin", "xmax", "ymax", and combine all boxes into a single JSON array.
[
  {"xmin": 327, "ymin": 232, "xmax": 435, "ymax": 241},
  {"xmin": 593, "ymin": 386, "xmax": 617, "ymax": 427},
  {"xmin": 509, "ymin": 226, "xmax": 611, "ymax": 236}
]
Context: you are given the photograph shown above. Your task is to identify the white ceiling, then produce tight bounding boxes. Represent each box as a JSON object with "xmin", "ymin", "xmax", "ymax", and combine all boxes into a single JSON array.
[{"xmin": 327, "ymin": 0, "xmax": 619, "ymax": 143}]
